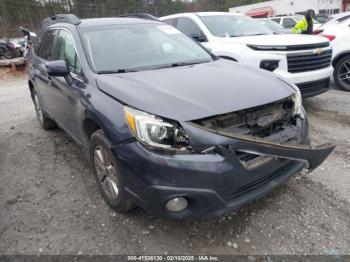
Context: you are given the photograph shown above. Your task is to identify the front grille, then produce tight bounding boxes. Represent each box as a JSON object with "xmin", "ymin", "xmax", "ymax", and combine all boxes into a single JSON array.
[
  {"xmin": 235, "ymin": 151, "xmax": 275, "ymax": 170},
  {"xmin": 287, "ymin": 49, "xmax": 332, "ymax": 73},
  {"xmin": 226, "ymin": 161, "xmax": 294, "ymax": 200},
  {"xmin": 297, "ymin": 77, "xmax": 330, "ymax": 98},
  {"xmin": 248, "ymin": 42, "xmax": 329, "ymax": 51}
]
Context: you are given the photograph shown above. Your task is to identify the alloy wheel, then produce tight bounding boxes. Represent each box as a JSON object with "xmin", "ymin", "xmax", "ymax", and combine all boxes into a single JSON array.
[
  {"xmin": 338, "ymin": 59, "xmax": 350, "ymax": 88},
  {"xmin": 93, "ymin": 145, "xmax": 119, "ymax": 200}
]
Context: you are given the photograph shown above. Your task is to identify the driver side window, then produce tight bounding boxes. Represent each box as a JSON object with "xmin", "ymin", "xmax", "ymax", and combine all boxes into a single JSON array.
[{"xmin": 53, "ymin": 30, "xmax": 82, "ymax": 76}]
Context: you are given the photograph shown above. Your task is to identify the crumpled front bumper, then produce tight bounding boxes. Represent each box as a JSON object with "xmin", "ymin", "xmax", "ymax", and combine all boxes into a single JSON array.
[
  {"xmin": 184, "ymin": 121, "xmax": 335, "ymax": 173},
  {"xmin": 112, "ymin": 115, "xmax": 335, "ymax": 218}
]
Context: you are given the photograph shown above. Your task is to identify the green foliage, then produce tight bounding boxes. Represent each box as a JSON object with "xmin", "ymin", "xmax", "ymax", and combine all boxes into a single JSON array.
[{"xmin": 0, "ymin": 0, "xmax": 264, "ymax": 37}]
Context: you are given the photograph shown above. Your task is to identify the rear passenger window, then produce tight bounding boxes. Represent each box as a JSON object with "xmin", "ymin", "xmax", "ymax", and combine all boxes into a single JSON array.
[
  {"xmin": 271, "ymin": 18, "xmax": 281, "ymax": 24},
  {"xmin": 38, "ymin": 30, "xmax": 58, "ymax": 60},
  {"xmin": 53, "ymin": 30, "xmax": 82, "ymax": 75}
]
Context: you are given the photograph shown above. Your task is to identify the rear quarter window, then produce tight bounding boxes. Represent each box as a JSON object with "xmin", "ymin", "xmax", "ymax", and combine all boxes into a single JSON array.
[
  {"xmin": 162, "ymin": 18, "xmax": 177, "ymax": 26},
  {"xmin": 271, "ymin": 18, "xmax": 281, "ymax": 24}
]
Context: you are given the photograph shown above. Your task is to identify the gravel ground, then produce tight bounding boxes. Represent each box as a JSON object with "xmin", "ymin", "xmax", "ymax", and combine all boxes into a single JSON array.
[{"xmin": 0, "ymin": 75, "xmax": 349, "ymax": 255}]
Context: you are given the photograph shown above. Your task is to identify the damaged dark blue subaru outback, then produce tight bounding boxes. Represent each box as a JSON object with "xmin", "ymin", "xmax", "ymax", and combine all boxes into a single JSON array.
[{"xmin": 28, "ymin": 14, "xmax": 335, "ymax": 218}]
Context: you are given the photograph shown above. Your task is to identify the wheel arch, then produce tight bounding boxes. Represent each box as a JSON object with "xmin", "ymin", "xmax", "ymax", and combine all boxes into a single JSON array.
[
  {"xmin": 332, "ymin": 51, "xmax": 350, "ymax": 67},
  {"xmin": 82, "ymin": 114, "xmax": 104, "ymax": 143}
]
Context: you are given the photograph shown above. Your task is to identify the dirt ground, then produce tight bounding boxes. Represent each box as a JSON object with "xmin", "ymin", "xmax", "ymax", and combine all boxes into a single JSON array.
[{"xmin": 0, "ymin": 73, "xmax": 349, "ymax": 255}]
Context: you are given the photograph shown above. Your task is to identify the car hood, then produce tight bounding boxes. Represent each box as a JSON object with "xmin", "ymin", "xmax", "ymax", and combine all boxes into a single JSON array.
[
  {"xmin": 218, "ymin": 34, "xmax": 328, "ymax": 46},
  {"xmin": 96, "ymin": 60, "xmax": 295, "ymax": 121}
]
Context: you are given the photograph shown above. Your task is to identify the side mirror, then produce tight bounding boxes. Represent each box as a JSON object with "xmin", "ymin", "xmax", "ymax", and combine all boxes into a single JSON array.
[
  {"xmin": 190, "ymin": 34, "xmax": 207, "ymax": 42},
  {"xmin": 45, "ymin": 60, "xmax": 70, "ymax": 77}
]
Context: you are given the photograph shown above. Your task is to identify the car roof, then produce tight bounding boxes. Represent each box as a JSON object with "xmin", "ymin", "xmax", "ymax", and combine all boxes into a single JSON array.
[
  {"xmin": 80, "ymin": 17, "xmax": 161, "ymax": 28},
  {"xmin": 195, "ymin": 12, "xmax": 243, "ymax": 16},
  {"xmin": 46, "ymin": 17, "xmax": 162, "ymax": 29},
  {"xmin": 160, "ymin": 12, "xmax": 243, "ymax": 20},
  {"xmin": 273, "ymin": 15, "xmax": 299, "ymax": 18}
]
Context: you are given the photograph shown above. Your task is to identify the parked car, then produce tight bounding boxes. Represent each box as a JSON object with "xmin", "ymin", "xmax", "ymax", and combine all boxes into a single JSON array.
[
  {"xmin": 316, "ymin": 11, "xmax": 350, "ymax": 28},
  {"xmin": 28, "ymin": 14, "xmax": 334, "ymax": 218},
  {"xmin": 316, "ymin": 12, "xmax": 350, "ymax": 91},
  {"xmin": 160, "ymin": 12, "xmax": 333, "ymax": 98},
  {"xmin": 314, "ymin": 14, "xmax": 331, "ymax": 24},
  {"xmin": 270, "ymin": 15, "xmax": 322, "ymax": 30},
  {"xmin": 256, "ymin": 18, "xmax": 293, "ymax": 34},
  {"xmin": 0, "ymin": 38, "xmax": 20, "ymax": 59}
]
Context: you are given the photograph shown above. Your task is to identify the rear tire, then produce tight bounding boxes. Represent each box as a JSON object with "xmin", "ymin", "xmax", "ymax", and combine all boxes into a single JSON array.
[
  {"xmin": 89, "ymin": 130, "xmax": 134, "ymax": 213},
  {"xmin": 32, "ymin": 89, "xmax": 57, "ymax": 130},
  {"xmin": 333, "ymin": 55, "xmax": 350, "ymax": 91}
]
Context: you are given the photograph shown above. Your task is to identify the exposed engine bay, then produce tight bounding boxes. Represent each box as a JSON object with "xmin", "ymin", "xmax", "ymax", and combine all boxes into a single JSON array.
[{"xmin": 194, "ymin": 98, "xmax": 300, "ymax": 144}]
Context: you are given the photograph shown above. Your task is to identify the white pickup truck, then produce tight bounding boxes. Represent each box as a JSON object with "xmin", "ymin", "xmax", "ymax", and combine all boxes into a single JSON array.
[{"xmin": 160, "ymin": 12, "xmax": 333, "ymax": 98}]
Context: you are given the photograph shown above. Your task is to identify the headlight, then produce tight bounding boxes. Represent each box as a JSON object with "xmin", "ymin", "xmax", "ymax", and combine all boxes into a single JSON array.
[
  {"xmin": 124, "ymin": 106, "xmax": 189, "ymax": 149},
  {"xmin": 291, "ymin": 88, "xmax": 302, "ymax": 116}
]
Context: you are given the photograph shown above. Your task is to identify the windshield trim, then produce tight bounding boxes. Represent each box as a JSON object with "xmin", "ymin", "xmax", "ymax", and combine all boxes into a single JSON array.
[{"xmin": 96, "ymin": 58, "xmax": 213, "ymax": 74}]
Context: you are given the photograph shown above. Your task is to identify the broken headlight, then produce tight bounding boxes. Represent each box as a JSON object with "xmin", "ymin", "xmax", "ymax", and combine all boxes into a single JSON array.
[
  {"xmin": 291, "ymin": 87, "xmax": 302, "ymax": 117},
  {"xmin": 124, "ymin": 106, "xmax": 189, "ymax": 149}
]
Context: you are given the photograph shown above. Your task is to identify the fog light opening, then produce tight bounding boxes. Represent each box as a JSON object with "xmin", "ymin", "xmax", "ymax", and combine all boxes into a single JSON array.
[{"xmin": 165, "ymin": 197, "xmax": 188, "ymax": 213}]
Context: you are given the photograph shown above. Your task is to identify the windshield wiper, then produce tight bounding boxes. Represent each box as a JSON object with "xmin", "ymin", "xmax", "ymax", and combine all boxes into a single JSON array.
[
  {"xmin": 155, "ymin": 60, "xmax": 210, "ymax": 70},
  {"xmin": 171, "ymin": 61, "xmax": 200, "ymax": 67},
  {"xmin": 97, "ymin": 69, "xmax": 139, "ymax": 74}
]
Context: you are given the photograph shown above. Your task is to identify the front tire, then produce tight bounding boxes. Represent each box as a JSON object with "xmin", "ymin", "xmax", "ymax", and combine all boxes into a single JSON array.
[
  {"xmin": 333, "ymin": 55, "xmax": 350, "ymax": 91},
  {"xmin": 32, "ymin": 89, "xmax": 57, "ymax": 130},
  {"xmin": 89, "ymin": 130, "xmax": 134, "ymax": 213}
]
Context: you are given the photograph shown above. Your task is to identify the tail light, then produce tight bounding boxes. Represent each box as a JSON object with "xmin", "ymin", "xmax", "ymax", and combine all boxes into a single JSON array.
[{"xmin": 321, "ymin": 35, "xmax": 336, "ymax": 41}]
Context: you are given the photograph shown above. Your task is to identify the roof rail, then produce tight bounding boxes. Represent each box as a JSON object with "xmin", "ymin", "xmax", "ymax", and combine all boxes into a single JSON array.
[
  {"xmin": 117, "ymin": 13, "xmax": 159, "ymax": 21},
  {"xmin": 42, "ymin": 14, "xmax": 81, "ymax": 28}
]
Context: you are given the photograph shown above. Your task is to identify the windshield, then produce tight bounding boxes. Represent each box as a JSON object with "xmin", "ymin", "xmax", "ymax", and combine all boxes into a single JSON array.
[
  {"xmin": 199, "ymin": 15, "xmax": 273, "ymax": 37},
  {"xmin": 81, "ymin": 23, "xmax": 212, "ymax": 73},
  {"xmin": 259, "ymin": 19, "xmax": 283, "ymax": 31}
]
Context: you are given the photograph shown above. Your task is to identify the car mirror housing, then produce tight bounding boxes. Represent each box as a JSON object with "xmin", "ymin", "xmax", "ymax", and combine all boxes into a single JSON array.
[
  {"xmin": 190, "ymin": 34, "xmax": 207, "ymax": 43},
  {"xmin": 45, "ymin": 60, "xmax": 70, "ymax": 77}
]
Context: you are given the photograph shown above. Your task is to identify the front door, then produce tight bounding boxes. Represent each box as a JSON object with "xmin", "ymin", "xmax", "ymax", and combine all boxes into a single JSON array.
[{"xmin": 49, "ymin": 29, "xmax": 85, "ymax": 142}]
